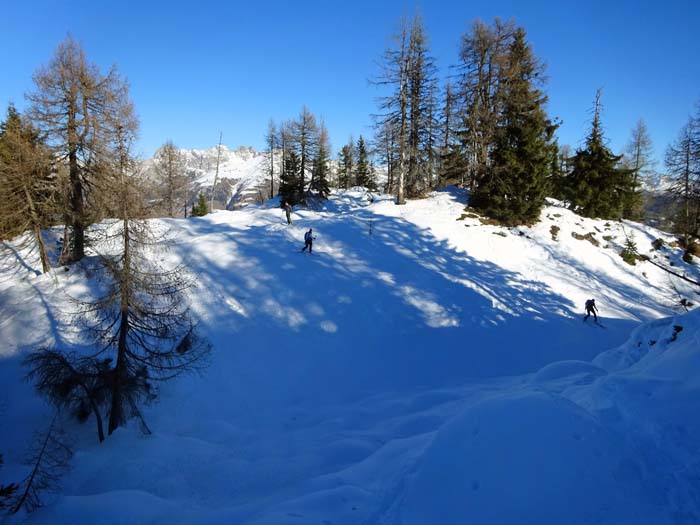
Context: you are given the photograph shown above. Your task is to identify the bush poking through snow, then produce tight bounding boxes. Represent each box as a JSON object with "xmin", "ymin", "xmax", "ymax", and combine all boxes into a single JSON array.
[
  {"xmin": 550, "ymin": 225, "xmax": 560, "ymax": 241},
  {"xmin": 571, "ymin": 231, "xmax": 600, "ymax": 247}
]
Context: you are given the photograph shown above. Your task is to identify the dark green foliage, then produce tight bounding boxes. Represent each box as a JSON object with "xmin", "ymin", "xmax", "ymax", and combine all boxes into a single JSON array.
[
  {"xmin": 279, "ymin": 151, "xmax": 302, "ymax": 205},
  {"xmin": 191, "ymin": 194, "xmax": 208, "ymax": 217},
  {"xmin": 0, "ymin": 105, "xmax": 56, "ymax": 273},
  {"xmin": 337, "ymin": 143, "xmax": 354, "ymax": 190},
  {"xmin": 309, "ymin": 138, "xmax": 331, "ymax": 200},
  {"xmin": 439, "ymin": 144, "xmax": 468, "ymax": 187},
  {"xmin": 470, "ymin": 28, "xmax": 556, "ymax": 225},
  {"xmin": 620, "ymin": 235, "xmax": 639, "ymax": 265},
  {"xmin": 548, "ymin": 141, "xmax": 568, "ymax": 200},
  {"xmin": 565, "ymin": 91, "xmax": 635, "ymax": 219},
  {"xmin": 354, "ymin": 136, "xmax": 377, "ymax": 191}
]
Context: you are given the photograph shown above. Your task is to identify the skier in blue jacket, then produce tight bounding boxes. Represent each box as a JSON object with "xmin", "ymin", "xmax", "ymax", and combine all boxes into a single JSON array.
[{"xmin": 301, "ymin": 228, "xmax": 315, "ymax": 253}]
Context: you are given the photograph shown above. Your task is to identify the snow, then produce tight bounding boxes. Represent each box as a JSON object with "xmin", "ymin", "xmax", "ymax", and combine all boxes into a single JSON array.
[{"xmin": 1, "ymin": 187, "xmax": 699, "ymax": 523}]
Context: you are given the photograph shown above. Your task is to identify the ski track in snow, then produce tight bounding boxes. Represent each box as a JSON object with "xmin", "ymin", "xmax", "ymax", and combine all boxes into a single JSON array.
[{"xmin": 1, "ymin": 188, "xmax": 700, "ymax": 524}]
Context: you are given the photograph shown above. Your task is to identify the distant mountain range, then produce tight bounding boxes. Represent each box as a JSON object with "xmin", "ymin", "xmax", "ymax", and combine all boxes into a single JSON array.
[{"xmin": 141, "ymin": 145, "xmax": 275, "ymax": 209}]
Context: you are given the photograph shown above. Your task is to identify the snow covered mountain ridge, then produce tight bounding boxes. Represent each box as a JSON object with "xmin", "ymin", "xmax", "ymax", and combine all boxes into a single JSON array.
[{"xmin": 1, "ymin": 188, "xmax": 699, "ymax": 523}]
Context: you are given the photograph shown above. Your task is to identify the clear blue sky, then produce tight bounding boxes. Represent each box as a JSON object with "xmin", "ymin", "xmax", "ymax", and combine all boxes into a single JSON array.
[{"xmin": 1, "ymin": 0, "xmax": 699, "ymax": 164}]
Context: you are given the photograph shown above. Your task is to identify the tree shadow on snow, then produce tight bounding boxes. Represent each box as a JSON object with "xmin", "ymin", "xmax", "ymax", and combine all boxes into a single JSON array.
[{"xmin": 164, "ymin": 206, "xmax": 641, "ymax": 411}]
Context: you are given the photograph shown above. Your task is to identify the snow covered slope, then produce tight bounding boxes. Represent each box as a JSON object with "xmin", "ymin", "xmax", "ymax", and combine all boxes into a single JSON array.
[{"xmin": 1, "ymin": 188, "xmax": 699, "ymax": 523}]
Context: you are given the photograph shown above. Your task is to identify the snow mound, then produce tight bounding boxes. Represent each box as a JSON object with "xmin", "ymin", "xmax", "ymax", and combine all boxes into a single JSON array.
[
  {"xmin": 403, "ymin": 308, "xmax": 700, "ymax": 524},
  {"xmin": 404, "ymin": 391, "xmax": 669, "ymax": 525}
]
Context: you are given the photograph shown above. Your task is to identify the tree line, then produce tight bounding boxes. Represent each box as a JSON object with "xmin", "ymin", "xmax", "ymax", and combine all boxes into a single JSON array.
[{"xmin": 368, "ymin": 14, "xmax": 700, "ymax": 245}]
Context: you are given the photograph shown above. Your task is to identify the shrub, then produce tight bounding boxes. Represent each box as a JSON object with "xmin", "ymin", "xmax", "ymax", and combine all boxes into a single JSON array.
[{"xmin": 550, "ymin": 225, "xmax": 560, "ymax": 241}]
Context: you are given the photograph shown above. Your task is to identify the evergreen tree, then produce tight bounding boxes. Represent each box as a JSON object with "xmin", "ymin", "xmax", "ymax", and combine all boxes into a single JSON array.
[
  {"xmin": 290, "ymin": 106, "xmax": 318, "ymax": 203},
  {"xmin": 565, "ymin": 90, "xmax": 634, "ymax": 219},
  {"xmin": 337, "ymin": 141, "xmax": 354, "ymax": 189},
  {"xmin": 278, "ymin": 150, "xmax": 301, "ymax": 205},
  {"xmin": 373, "ymin": 17, "xmax": 411, "ymax": 204},
  {"xmin": 355, "ymin": 135, "xmax": 377, "ymax": 190},
  {"xmin": 405, "ymin": 14, "xmax": 438, "ymax": 197},
  {"xmin": 309, "ymin": 124, "xmax": 331, "ymax": 200},
  {"xmin": 0, "ymin": 105, "xmax": 56, "ymax": 272},
  {"xmin": 191, "ymin": 193, "xmax": 209, "ymax": 217},
  {"xmin": 265, "ymin": 119, "xmax": 278, "ymax": 199},
  {"xmin": 470, "ymin": 28, "xmax": 556, "ymax": 225}
]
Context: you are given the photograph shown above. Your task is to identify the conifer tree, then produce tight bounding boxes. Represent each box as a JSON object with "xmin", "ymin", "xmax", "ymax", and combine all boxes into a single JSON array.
[
  {"xmin": 620, "ymin": 119, "xmax": 655, "ymax": 220},
  {"xmin": 470, "ymin": 28, "xmax": 556, "ymax": 225},
  {"xmin": 291, "ymin": 107, "xmax": 318, "ymax": 203},
  {"xmin": 355, "ymin": 135, "xmax": 377, "ymax": 191},
  {"xmin": 565, "ymin": 90, "xmax": 634, "ymax": 219},
  {"xmin": 191, "ymin": 193, "xmax": 209, "ymax": 217},
  {"xmin": 27, "ymin": 36, "xmax": 135, "ymax": 264},
  {"xmin": 665, "ymin": 115, "xmax": 700, "ymax": 244},
  {"xmin": 25, "ymin": 109, "xmax": 210, "ymax": 441},
  {"xmin": 373, "ymin": 17, "xmax": 411, "ymax": 204},
  {"xmin": 0, "ymin": 105, "xmax": 56, "ymax": 272},
  {"xmin": 153, "ymin": 140, "xmax": 188, "ymax": 218},
  {"xmin": 405, "ymin": 14, "xmax": 438, "ymax": 196},
  {"xmin": 309, "ymin": 123, "xmax": 331, "ymax": 200},
  {"xmin": 455, "ymin": 18, "xmax": 515, "ymax": 192},
  {"xmin": 279, "ymin": 150, "xmax": 301, "ymax": 205},
  {"xmin": 265, "ymin": 119, "xmax": 278, "ymax": 199},
  {"xmin": 337, "ymin": 140, "xmax": 355, "ymax": 190}
]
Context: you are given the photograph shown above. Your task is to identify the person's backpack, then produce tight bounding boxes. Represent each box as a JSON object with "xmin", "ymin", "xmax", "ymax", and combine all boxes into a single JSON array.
[
  {"xmin": 304, "ymin": 231, "xmax": 312, "ymax": 242},
  {"xmin": 585, "ymin": 299, "xmax": 594, "ymax": 310}
]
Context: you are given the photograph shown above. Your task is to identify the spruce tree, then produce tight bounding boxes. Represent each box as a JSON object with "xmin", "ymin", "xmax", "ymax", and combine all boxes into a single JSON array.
[
  {"xmin": 355, "ymin": 135, "xmax": 377, "ymax": 191},
  {"xmin": 309, "ymin": 124, "xmax": 331, "ymax": 200},
  {"xmin": 279, "ymin": 150, "xmax": 301, "ymax": 205},
  {"xmin": 470, "ymin": 28, "xmax": 556, "ymax": 225},
  {"xmin": 337, "ymin": 142, "xmax": 354, "ymax": 189},
  {"xmin": 191, "ymin": 194, "xmax": 209, "ymax": 217},
  {"xmin": 0, "ymin": 105, "xmax": 57, "ymax": 272},
  {"xmin": 566, "ymin": 90, "xmax": 634, "ymax": 219}
]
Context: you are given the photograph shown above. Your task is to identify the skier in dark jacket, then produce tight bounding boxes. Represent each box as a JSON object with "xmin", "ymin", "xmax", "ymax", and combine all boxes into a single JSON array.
[
  {"xmin": 283, "ymin": 201, "xmax": 292, "ymax": 225},
  {"xmin": 301, "ymin": 228, "xmax": 315, "ymax": 253},
  {"xmin": 584, "ymin": 299, "xmax": 598, "ymax": 321}
]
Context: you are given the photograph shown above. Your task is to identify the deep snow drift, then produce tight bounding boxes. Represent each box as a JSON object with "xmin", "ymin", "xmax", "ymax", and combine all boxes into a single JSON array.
[{"xmin": 1, "ymin": 188, "xmax": 699, "ymax": 524}]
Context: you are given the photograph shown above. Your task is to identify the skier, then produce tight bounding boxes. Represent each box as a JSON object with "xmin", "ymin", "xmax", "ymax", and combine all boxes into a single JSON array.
[
  {"xmin": 583, "ymin": 298, "xmax": 598, "ymax": 322},
  {"xmin": 283, "ymin": 201, "xmax": 292, "ymax": 225},
  {"xmin": 301, "ymin": 228, "xmax": 315, "ymax": 253}
]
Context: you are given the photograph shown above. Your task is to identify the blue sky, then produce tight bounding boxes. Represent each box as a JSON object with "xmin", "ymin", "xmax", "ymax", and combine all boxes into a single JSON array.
[{"xmin": 1, "ymin": 0, "xmax": 699, "ymax": 164}]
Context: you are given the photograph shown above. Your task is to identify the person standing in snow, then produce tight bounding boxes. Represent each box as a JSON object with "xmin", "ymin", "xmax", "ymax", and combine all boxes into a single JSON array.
[
  {"xmin": 301, "ymin": 228, "xmax": 315, "ymax": 253},
  {"xmin": 283, "ymin": 201, "xmax": 292, "ymax": 225},
  {"xmin": 584, "ymin": 299, "xmax": 598, "ymax": 322}
]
